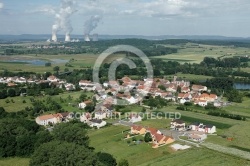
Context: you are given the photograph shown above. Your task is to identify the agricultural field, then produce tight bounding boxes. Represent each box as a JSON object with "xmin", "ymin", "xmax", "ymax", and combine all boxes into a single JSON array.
[
  {"xmin": 0, "ymin": 53, "xmax": 126, "ymax": 73},
  {"xmin": 153, "ymin": 43, "xmax": 250, "ymax": 63}
]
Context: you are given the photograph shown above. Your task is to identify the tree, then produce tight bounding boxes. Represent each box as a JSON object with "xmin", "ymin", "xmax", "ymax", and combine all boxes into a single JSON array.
[
  {"xmin": 30, "ymin": 141, "xmax": 102, "ymax": 166},
  {"xmin": 45, "ymin": 62, "xmax": 51, "ymax": 67},
  {"xmin": 144, "ymin": 132, "xmax": 152, "ymax": 142},
  {"xmin": 118, "ymin": 159, "xmax": 129, "ymax": 166},
  {"xmin": 97, "ymin": 152, "xmax": 117, "ymax": 166},
  {"xmin": 53, "ymin": 66, "xmax": 60, "ymax": 72},
  {"xmin": 53, "ymin": 122, "xmax": 89, "ymax": 146},
  {"xmin": 7, "ymin": 88, "xmax": 16, "ymax": 97}
]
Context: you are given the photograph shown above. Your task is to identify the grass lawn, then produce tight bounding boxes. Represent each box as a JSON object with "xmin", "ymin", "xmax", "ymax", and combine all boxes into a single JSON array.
[
  {"xmin": 0, "ymin": 91, "xmax": 93, "ymax": 113},
  {"xmin": 166, "ymin": 73, "xmax": 213, "ymax": 81},
  {"xmin": 138, "ymin": 147, "xmax": 250, "ymax": 166},
  {"xmin": 135, "ymin": 118, "xmax": 172, "ymax": 129},
  {"xmin": 0, "ymin": 158, "xmax": 30, "ymax": 166},
  {"xmin": 0, "ymin": 96, "xmax": 32, "ymax": 112}
]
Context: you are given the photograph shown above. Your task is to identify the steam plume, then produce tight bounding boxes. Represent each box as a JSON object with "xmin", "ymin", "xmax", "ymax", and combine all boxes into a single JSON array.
[
  {"xmin": 84, "ymin": 15, "xmax": 101, "ymax": 41},
  {"xmin": 0, "ymin": 2, "xmax": 4, "ymax": 9},
  {"xmin": 52, "ymin": 0, "xmax": 76, "ymax": 42}
]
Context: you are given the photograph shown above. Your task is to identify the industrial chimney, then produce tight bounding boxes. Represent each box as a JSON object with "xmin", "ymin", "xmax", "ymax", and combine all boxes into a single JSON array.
[{"xmin": 65, "ymin": 33, "xmax": 71, "ymax": 42}]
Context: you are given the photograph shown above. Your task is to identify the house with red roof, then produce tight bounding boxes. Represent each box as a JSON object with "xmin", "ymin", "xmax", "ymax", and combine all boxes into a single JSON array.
[{"xmin": 130, "ymin": 125, "xmax": 147, "ymax": 135}]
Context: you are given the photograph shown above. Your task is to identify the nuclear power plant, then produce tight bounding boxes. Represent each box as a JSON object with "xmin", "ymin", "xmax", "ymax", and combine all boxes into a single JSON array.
[
  {"xmin": 51, "ymin": 0, "xmax": 75, "ymax": 42},
  {"xmin": 50, "ymin": 1, "xmax": 101, "ymax": 42}
]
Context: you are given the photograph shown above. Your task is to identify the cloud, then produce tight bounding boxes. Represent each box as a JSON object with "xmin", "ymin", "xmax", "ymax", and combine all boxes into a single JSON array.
[
  {"xmin": 26, "ymin": 5, "xmax": 56, "ymax": 15},
  {"xmin": 0, "ymin": 2, "xmax": 4, "ymax": 9}
]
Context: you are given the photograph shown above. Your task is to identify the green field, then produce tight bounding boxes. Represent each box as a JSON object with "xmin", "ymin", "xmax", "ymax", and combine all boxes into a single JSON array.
[
  {"xmin": 0, "ymin": 91, "xmax": 93, "ymax": 113},
  {"xmin": 0, "ymin": 53, "xmax": 127, "ymax": 73},
  {"xmin": 88, "ymin": 125, "xmax": 250, "ymax": 166},
  {"xmin": 166, "ymin": 73, "xmax": 213, "ymax": 81},
  {"xmin": 154, "ymin": 43, "xmax": 250, "ymax": 63},
  {"xmin": 0, "ymin": 158, "xmax": 30, "ymax": 166}
]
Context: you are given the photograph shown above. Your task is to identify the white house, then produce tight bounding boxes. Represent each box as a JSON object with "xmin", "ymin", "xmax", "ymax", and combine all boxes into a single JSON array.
[
  {"xmin": 36, "ymin": 114, "xmax": 59, "ymax": 126},
  {"xmin": 194, "ymin": 100, "xmax": 208, "ymax": 107},
  {"xmin": 126, "ymin": 96, "xmax": 138, "ymax": 104},
  {"xmin": 94, "ymin": 110, "xmax": 107, "ymax": 119},
  {"xmin": 80, "ymin": 112, "xmax": 92, "ymax": 123},
  {"xmin": 129, "ymin": 114, "xmax": 142, "ymax": 123},
  {"xmin": 89, "ymin": 119, "xmax": 107, "ymax": 129},
  {"xmin": 47, "ymin": 75, "xmax": 59, "ymax": 82},
  {"xmin": 65, "ymin": 83, "xmax": 75, "ymax": 91},
  {"xmin": 189, "ymin": 122, "xmax": 216, "ymax": 134},
  {"xmin": 15, "ymin": 77, "xmax": 26, "ymax": 83},
  {"xmin": 170, "ymin": 119, "xmax": 186, "ymax": 131}
]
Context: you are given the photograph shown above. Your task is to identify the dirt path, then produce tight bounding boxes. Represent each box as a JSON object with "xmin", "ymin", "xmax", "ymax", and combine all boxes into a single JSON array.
[{"xmin": 202, "ymin": 142, "xmax": 250, "ymax": 160}]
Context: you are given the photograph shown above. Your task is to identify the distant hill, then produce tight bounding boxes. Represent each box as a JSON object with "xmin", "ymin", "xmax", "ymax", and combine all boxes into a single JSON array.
[{"xmin": 0, "ymin": 34, "xmax": 250, "ymax": 42}]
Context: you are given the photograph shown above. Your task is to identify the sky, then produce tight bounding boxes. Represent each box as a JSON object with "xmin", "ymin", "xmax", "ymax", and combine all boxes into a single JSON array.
[{"xmin": 0, "ymin": 0, "xmax": 250, "ymax": 37}]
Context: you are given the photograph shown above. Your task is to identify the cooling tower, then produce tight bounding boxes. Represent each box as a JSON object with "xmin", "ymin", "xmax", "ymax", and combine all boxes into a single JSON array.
[
  {"xmin": 65, "ymin": 34, "xmax": 71, "ymax": 42},
  {"xmin": 52, "ymin": 34, "xmax": 57, "ymax": 42},
  {"xmin": 84, "ymin": 34, "xmax": 90, "ymax": 42}
]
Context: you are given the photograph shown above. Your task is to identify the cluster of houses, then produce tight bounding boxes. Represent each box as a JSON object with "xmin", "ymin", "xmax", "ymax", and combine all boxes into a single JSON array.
[
  {"xmin": 36, "ymin": 111, "xmax": 107, "ymax": 129},
  {"xmin": 78, "ymin": 76, "xmax": 221, "ymax": 108},
  {"xmin": 170, "ymin": 119, "xmax": 216, "ymax": 142},
  {"xmin": 0, "ymin": 75, "xmax": 75, "ymax": 91},
  {"xmin": 130, "ymin": 125, "xmax": 175, "ymax": 148}
]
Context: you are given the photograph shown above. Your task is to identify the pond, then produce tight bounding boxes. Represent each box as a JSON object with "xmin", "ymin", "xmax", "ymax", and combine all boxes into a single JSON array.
[
  {"xmin": 4, "ymin": 59, "xmax": 68, "ymax": 66},
  {"xmin": 234, "ymin": 83, "xmax": 250, "ymax": 90}
]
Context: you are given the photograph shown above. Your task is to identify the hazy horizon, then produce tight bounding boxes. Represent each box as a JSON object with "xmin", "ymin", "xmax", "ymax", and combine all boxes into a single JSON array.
[{"xmin": 0, "ymin": 0, "xmax": 250, "ymax": 37}]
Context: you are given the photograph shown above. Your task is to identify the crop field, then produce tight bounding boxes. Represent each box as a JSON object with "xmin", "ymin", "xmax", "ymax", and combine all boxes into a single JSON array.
[{"xmin": 153, "ymin": 43, "xmax": 250, "ymax": 63}]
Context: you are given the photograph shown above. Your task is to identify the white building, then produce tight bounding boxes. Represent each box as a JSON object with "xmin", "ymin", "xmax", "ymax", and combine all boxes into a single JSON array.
[
  {"xmin": 94, "ymin": 111, "xmax": 107, "ymax": 120},
  {"xmin": 89, "ymin": 119, "xmax": 107, "ymax": 129},
  {"xmin": 47, "ymin": 75, "xmax": 59, "ymax": 82},
  {"xmin": 189, "ymin": 122, "xmax": 216, "ymax": 134},
  {"xmin": 129, "ymin": 114, "xmax": 142, "ymax": 123}
]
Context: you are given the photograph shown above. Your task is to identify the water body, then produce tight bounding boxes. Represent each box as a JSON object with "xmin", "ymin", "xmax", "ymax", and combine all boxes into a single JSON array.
[
  {"xmin": 4, "ymin": 59, "xmax": 68, "ymax": 66},
  {"xmin": 234, "ymin": 83, "xmax": 250, "ymax": 90}
]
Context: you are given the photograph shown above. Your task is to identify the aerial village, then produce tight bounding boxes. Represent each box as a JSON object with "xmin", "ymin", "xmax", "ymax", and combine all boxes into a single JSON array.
[{"xmin": 1, "ymin": 74, "xmax": 219, "ymax": 149}]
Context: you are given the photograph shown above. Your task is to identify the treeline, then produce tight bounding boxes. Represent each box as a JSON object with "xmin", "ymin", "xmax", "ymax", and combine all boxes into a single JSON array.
[
  {"xmin": 202, "ymin": 57, "xmax": 249, "ymax": 68},
  {"xmin": 4, "ymin": 38, "xmax": 181, "ymax": 57},
  {"xmin": 176, "ymin": 105, "xmax": 246, "ymax": 121}
]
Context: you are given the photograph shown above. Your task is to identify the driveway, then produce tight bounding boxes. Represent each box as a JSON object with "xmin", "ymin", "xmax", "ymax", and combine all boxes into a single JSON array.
[{"xmin": 113, "ymin": 120, "xmax": 134, "ymax": 127}]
